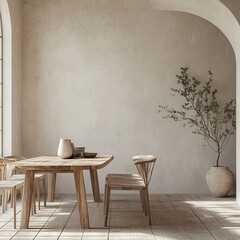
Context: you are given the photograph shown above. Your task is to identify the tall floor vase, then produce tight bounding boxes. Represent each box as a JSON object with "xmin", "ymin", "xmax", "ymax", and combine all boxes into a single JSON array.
[{"xmin": 206, "ymin": 166, "xmax": 234, "ymax": 197}]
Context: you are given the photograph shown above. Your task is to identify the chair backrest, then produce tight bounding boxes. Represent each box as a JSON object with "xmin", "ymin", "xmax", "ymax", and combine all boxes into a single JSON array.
[
  {"xmin": 0, "ymin": 156, "xmax": 26, "ymax": 176},
  {"xmin": 133, "ymin": 155, "xmax": 156, "ymax": 185},
  {"xmin": 132, "ymin": 155, "xmax": 154, "ymax": 161},
  {"xmin": 0, "ymin": 161, "xmax": 7, "ymax": 180}
]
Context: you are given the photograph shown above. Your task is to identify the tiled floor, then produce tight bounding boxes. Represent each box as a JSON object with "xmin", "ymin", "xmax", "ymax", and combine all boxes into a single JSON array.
[{"xmin": 0, "ymin": 194, "xmax": 240, "ymax": 239}]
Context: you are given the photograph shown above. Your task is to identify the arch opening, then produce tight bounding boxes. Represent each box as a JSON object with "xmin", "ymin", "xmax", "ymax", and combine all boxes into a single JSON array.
[
  {"xmin": 150, "ymin": 0, "xmax": 240, "ymax": 202},
  {"xmin": 0, "ymin": 0, "xmax": 13, "ymax": 155}
]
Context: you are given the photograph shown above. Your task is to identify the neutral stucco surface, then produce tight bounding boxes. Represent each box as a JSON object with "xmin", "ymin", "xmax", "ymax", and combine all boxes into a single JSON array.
[
  {"xmin": 7, "ymin": 0, "xmax": 22, "ymax": 155},
  {"xmin": 220, "ymin": 0, "xmax": 240, "ymax": 24},
  {"xmin": 22, "ymin": 0, "xmax": 236, "ymax": 194}
]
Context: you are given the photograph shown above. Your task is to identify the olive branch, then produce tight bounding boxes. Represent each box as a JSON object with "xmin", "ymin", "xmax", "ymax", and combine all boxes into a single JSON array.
[{"xmin": 159, "ymin": 67, "xmax": 236, "ymax": 167}]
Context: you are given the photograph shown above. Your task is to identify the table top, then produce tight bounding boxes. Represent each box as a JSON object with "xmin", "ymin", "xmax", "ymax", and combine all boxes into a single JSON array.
[
  {"xmin": 8, "ymin": 155, "xmax": 114, "ymax": 171},
  {"xmin": 0, "ymin": 156, "xmax": 26, "ymax": 163}
]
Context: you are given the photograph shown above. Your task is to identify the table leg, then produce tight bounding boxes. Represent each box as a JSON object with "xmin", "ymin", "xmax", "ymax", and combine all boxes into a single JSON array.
[
  {"xmin": 47, "ymin": 173, "xmax": 56, "ymax": 202},
  {"xmin": 74, "ymin": 169, "xmax": 90, "ymax": 229},
  {"xmin": 90, "ymin": 168, "xmax": 100, "ymax": 202},
  {"xmin": 20, "ymin": 170, "xmax": 34, "ymax": 229}
]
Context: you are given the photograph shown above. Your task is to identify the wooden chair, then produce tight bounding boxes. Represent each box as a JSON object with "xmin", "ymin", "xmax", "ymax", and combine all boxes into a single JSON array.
[
  {"xmin": 104, "ymin": 155, "xmax": 156, "ymax": 226},
  {"xmin": 0, "ymin": 161, "xmax": 24, "ymax": 228},
  {"xmin": 2, "ymin": 156, "xmax": 47, "ymax": 213}
]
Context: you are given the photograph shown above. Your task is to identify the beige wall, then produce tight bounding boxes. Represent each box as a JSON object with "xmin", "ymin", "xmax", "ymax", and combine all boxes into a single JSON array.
[
  {"xmin": 220, "ymin": 0, "xmax": 240, "ymax": 24},
  {"xmin": 7, "ymin": 0, "xmax": 22, "ymax": 155},
  {"xmin": 22, "ymin": 0, "xmax": 236, "ymax": 194}
]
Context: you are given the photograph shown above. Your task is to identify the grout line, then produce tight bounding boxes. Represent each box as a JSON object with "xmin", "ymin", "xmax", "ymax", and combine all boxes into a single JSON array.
[
  {"xmin": 5, "ymin": 209, "xmax": 22, "ymax": 239},
  {"xmin": 57, "ymin": 200, "xmax": 79, "ymax": 240},
  {"xmin": 168, "ymin": 198, "xmax": 176, "ymax": 210},
  {"xmin": 33, "ymin": 194, "xmax": 66, "ymax": 240},
  {"xmin": 188, "ymin": 204, "xmax": 217, "ymax": 240},
  {"xmin": 210, "ymin": 207, "xmax": 237, "ymax": 240},
  {"xmin": 0, "ymin": 194, "xmax": 25, "ymax": 239}
]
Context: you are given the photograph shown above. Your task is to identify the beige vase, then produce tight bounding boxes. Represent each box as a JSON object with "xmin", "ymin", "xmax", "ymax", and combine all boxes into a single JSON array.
[
  {"xmin": 57, "ymin": 139, "xmax": 73, "ymax": 159},
  {"xmin": 206, "ymin": 166, "xmax": 234, "ymax": 197}
]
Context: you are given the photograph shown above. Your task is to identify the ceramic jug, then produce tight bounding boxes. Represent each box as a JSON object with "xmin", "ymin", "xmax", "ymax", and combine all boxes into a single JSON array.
[{"xmin": 57, "ymin": 139, "xmax": 73, "ymax": 159}]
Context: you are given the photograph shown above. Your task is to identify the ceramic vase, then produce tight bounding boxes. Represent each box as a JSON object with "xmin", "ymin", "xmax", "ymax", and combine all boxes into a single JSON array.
[
  {"xmin": 57, "ymin": 139, "xmax": 73, "ymax": 159},
  {"xmin": 206, "ymin": 166, "xmax": 234, "ymax": 197}
]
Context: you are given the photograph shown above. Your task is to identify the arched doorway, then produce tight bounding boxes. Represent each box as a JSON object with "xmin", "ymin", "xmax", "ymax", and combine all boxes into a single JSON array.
[
  {"xmin": 151, "ymin": 0, "xmax": 240, "ymax": 202},
  {"xmin": 0, "ymin": 0, "xmax": 12, "ymax": 156}
]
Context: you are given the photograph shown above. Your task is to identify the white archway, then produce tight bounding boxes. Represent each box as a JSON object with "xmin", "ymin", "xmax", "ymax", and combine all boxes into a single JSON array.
[
  {"xmin": 150, "ymin": 0, "xmax": 240, "ymax": 202},
  {"xmin": 0, "ymin": 0, "xmax": 12, "ymax": 155}
]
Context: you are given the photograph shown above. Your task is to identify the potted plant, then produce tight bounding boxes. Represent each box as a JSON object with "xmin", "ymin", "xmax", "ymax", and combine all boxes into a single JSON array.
[{"xmin": 159, "ymin": 67, "xmax": 236, "ymax": 197}]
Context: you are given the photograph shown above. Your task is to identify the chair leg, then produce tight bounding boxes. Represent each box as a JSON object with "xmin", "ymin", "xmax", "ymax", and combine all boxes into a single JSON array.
[
  {"xmin": 20, "ymin": 186, "xmax": 24, "ymax": 202},
  {"xmin": 2, "ymin": 191, "xmax": 5, "ymax": 213},
  {"xmin": 104, "ymin": 186, "xmax": 111, "ymax": 227},
  {"xmin": 4, "ymin": 191, "xmax": 8, "ymax": 211},
  {"xmin": 31, "ymin": 187, "xmax": 34, "ymax": 215},
  {"xmin": 145, "ymin": 187, "xmax": 151, "ymax": 225},
  {"xmin": 11, "ymin": 190, "xmax": 13, "ymax": 208},
  {"xmin": 37, "ymin": 179, "xmax": 40, "ymax": 210},
  {"xmin": 140, "ymin": 189, "xmax": 147, "ymax": 215},
  {"xmin": 13, "ymin": 187, "xmax": 16, "ymax": 229},
  {"xmin": 103, "ymin": 183, "xmax": 107, "ymax": 214},
  {"xmin": 20, "ymin": 187, "xmax": 23, "ymax": 200},
  {"xmin": 32, "ymin": 185, "xmax": 36, "ymax": 214},
  {"xmin": 42, "ymin": 177, "xmax": 47, "ymax": 207},
  {"xmin": 31, "ymin": 197, "xmax": 33, "ymax": 215}
]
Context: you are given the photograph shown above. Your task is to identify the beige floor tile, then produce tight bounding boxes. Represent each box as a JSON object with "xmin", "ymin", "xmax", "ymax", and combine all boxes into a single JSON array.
[{"xmin": 1, "ymin": 194, "xmax": 240, "ymax": 240}]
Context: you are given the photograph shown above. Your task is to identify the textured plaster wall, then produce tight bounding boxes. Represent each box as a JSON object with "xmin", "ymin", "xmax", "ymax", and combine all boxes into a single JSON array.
[
  {"xmin": 22, "ymin": 0, "xmax": 236, "ymax": 194},
  {"xmin": 220, "ymin": 0, "xmax": 240, "ymax": 24},
  {"xmin": 6, "ymin": 0, "xmax": 22, "ymax": 155}
]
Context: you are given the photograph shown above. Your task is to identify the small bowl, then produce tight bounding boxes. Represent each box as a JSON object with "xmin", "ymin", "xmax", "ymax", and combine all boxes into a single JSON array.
[
  {"xmin": 75, "ymin": 147, "xmax": 85, "ymax": 156},
  {"xmin": 83, "ymin": 152, "xmax": 97, "ymax": 158}
]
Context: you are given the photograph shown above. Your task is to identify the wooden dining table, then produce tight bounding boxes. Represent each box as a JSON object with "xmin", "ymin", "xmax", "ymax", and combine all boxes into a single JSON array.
[{"xmin": 10, "ymin": 155, "xmax": 114, "ymax": 229}]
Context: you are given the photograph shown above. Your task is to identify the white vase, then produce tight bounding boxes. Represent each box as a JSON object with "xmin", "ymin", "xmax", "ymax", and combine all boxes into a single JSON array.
[
  {"xmin": 206, "ymin": 166, "xmax": 234, "ymax": 197},
  {"xmin": 57, "ymin": 139, "xmax": 73, "ymax": 159}
]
